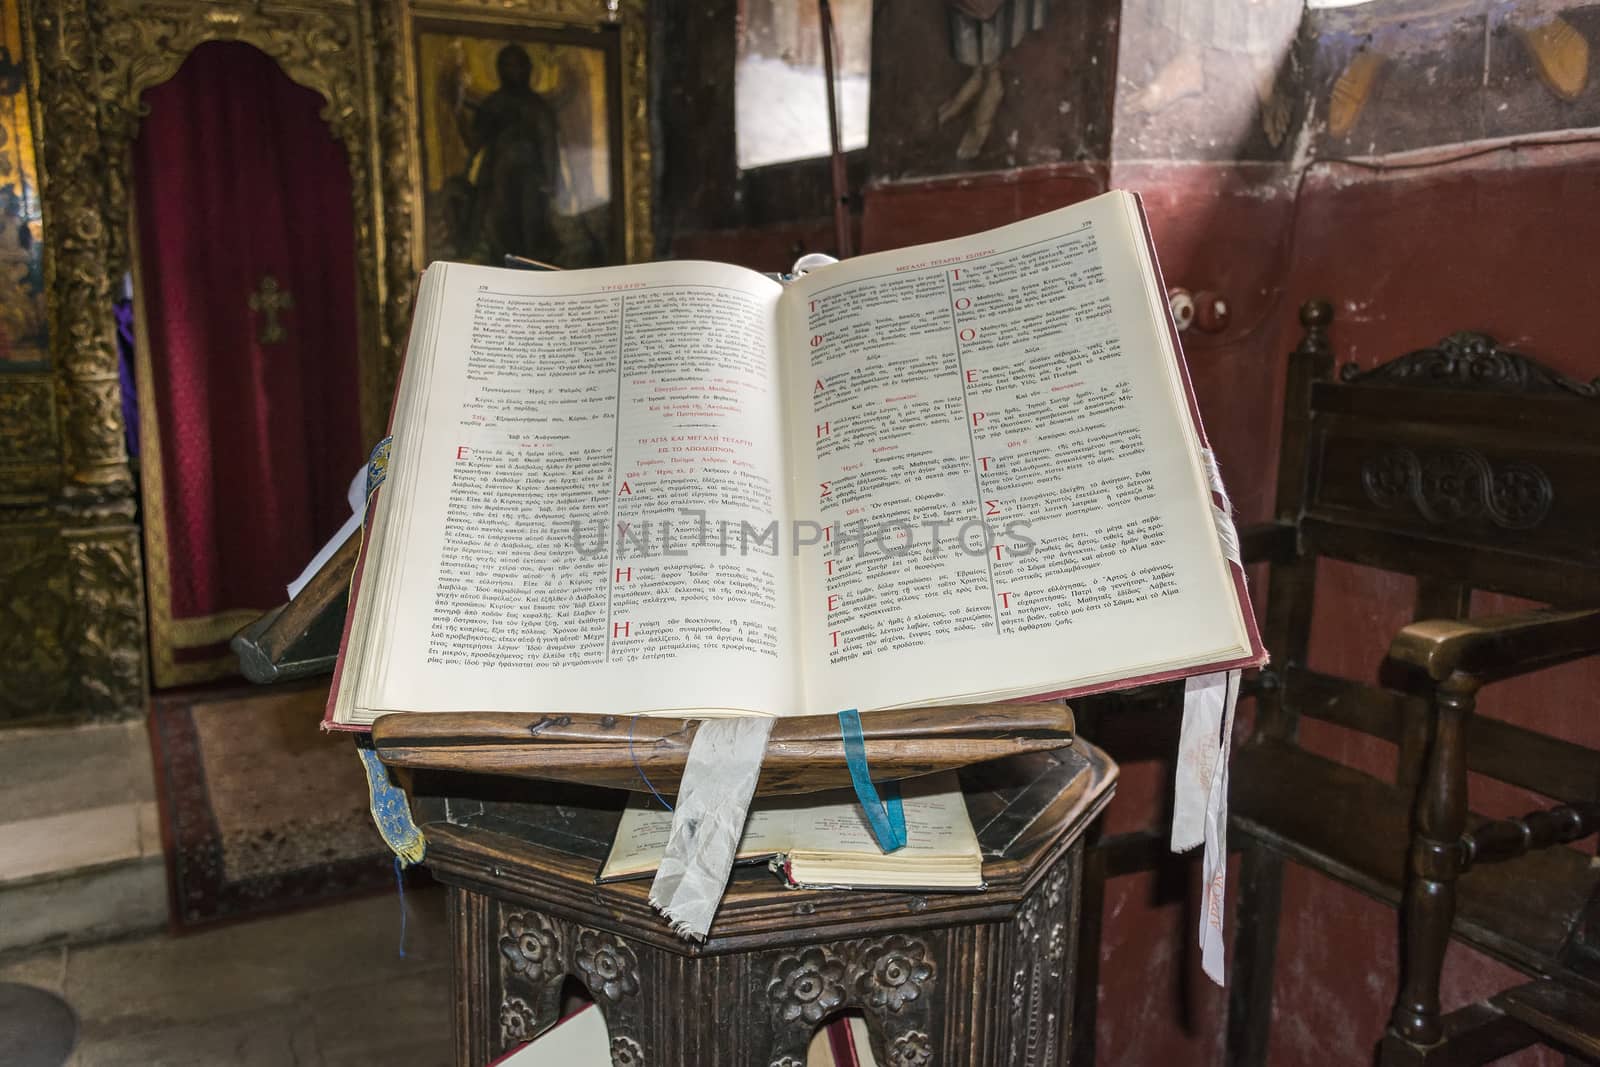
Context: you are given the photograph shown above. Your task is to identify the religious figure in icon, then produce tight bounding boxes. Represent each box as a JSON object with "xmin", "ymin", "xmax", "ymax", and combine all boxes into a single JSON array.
[
  {"xmin": 419, "ymin": 26, "xmax": 617, "ymax": 268},
  {"xmin": 444, "ymin": 44, "xmax": 564, "ymax": 266}
]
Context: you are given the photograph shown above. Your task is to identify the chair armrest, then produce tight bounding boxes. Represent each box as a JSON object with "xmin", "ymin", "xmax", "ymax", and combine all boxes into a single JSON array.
[
  {"xmin": 1388, "ymin": 607, "xmax": 1600, "ymax": 683},
  {"xmin": 1238, "ymin": 521, "xmax": 1298, "ymax": 565}
]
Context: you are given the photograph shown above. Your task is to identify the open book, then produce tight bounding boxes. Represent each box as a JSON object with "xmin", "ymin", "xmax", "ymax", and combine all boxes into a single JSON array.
[
  {"xmin": 601, "ymin": 771, "xmax": 984, "ymax": 890},
  {"xmin": 328, "ymin": 190, "xmax": 1264, "ymax": 728}
]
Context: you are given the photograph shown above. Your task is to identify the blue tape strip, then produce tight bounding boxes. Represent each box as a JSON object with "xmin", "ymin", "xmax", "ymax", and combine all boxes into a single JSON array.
[{"xmin": 837, "ymin": 708, "xmax": 906, "ymax": 853}]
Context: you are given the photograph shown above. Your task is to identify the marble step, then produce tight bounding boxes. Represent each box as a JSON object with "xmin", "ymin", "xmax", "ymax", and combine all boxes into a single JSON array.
[{"xmin": 0, "ymin": 721, "xmax": 168, "ymax": 956}]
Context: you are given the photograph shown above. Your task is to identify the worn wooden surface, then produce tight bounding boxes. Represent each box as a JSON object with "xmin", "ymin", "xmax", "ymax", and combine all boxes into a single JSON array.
[
  {"xmin": 376, "ymin": 702, "xmax": 1073, "ymax": 797},
  {"xmin": 1223, "ymin": 300, "xmax": 1600, "ymax": 1065},
  {"xmin": 1498, "ymin": 979, "xmax": 1600, "ymax": 1059},
  {"xmin": 416, "ymin": 747, "xmax": 1112, "ymax": 1066},
  {"xmin": 1388, "ymin": 607, "xmax": 1600, "ymax": 682}
]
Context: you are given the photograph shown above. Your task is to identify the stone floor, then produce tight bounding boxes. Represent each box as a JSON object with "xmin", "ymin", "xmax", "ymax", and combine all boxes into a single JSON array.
[
  {"xmin": 0, "ymin": 888, "xmax": 453, "ymax": 1066},
  {"xmin": 0, "ymin": 720, "xmax": 166, "ymax": 956}
]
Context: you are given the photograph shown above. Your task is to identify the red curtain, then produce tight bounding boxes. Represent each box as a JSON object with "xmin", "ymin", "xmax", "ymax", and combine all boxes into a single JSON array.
[{"xmin": 132, "ymin": 41, "xmax": 363, "ymax": 668}]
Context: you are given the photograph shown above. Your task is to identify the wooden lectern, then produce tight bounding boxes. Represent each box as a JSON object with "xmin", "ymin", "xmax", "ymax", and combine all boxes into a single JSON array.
[
  {"xmin": 234, "ymin": 500, "xmax": 1099, "ymax": 1067},
  {"xmin": 409, "ymin": 746, "xmax": 1110, "ymax": 1066}
]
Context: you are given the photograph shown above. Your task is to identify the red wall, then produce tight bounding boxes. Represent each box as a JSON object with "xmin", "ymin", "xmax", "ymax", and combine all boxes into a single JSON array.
[
  {"xmin": 668, "ymin": 142, "xmax": 1600, "ymax": 1065},
  {"xmin": 1119, "ymin": 147, "xmax": 1600, "ymax": 1067}
]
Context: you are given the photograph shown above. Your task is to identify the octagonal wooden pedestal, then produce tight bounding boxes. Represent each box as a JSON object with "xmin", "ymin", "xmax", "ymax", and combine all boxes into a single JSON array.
[{"xmin": 413, "ymin": 759, "xmax": 1100, "ymax": 1067}]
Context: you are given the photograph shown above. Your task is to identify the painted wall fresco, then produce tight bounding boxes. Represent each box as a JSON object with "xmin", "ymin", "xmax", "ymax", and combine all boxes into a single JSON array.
[
  {"xmin": 866, "ymin": 0, "xmax": 1118, "ymax": 180},
  {"xmin": 1308, "ymin": 0, "xmax": 1600, "ymax": 156}
]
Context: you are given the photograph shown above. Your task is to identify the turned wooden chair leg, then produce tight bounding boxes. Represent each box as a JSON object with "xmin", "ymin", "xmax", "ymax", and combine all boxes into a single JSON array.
[
  {"xmin": 1225, "ymin": 843, "xmax": 1286, "ymax": 1066},
  {"xmin": 1071, "ymin": 832, "xmax": 1108, "ymax": 1067},
  {"xmin": 1388, "ymin": 674, "xmax": 1478, "ymax": 1050}
]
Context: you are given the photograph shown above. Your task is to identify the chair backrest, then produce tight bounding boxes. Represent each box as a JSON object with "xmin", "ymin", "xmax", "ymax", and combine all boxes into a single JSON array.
[
  {"xmin": 1256, "ymin": 301, "xmax": 1600, "ymax": 804},
  {"xmin": 1300, "ymin": 317, "xmax": 1600, "ymax": 606}
]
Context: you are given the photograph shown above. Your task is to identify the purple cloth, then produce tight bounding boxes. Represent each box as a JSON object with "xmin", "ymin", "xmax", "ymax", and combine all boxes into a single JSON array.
[{"xmin": 114, "ymin": 297, "xmax": 139, "ymax": 459}]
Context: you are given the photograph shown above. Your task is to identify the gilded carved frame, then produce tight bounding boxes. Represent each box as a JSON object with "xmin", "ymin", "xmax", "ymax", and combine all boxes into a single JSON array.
[
  {"xmin": 18, "ymin": 0, "xmax": 650, "ymax": 707},
  {"xmin": 394, "ymin": 0, "xmax": 652, "ymax": 278}
]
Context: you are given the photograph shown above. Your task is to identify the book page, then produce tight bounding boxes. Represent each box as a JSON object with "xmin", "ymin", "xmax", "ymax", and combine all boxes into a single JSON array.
[
  {"xmin": 781, "ymin": 192, "xmax": 1250, "ymax": 714},
  {"xmin": 602, "ymin": 797, "xmax": 795, "ymax": 878},
  {"xmin": 358, "ymin": 260, "xmax": 799, "ymax": 721},
  {"xmin": 781, "ymin": 772, "xmax": 979, "ymax": 859},
  {"xmin": 600, "ymin": 771, "xmax": 977, "ymax": 879}
]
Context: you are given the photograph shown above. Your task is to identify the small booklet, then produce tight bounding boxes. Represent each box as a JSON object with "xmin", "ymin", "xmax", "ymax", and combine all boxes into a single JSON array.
[
  {"xmin": 328, "ymin": 189, "xmax": 1264, "ymax": 728},
  {"xmin": 597, "ymin": 740, "xmax": 1117, "ymax": 891},
  {"xmin": 600, "ymin": 771, "xmax": 987, "ymax": 890}
]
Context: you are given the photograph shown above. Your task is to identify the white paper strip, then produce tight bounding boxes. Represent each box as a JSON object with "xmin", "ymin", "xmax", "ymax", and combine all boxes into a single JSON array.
[
  {"xmin": 286, "ymin": 466, "xmax": 368, "ymax": 600},
  {"xmin": 648, "ymin": 716, "xmax": 774, "ymax": 940},
  {"xmin": 1173, "ymin": 448, "xmax": 1245, "ymax": 984},
  {"xmin": 1199, "ymin": 670, "xmax": 1239, "ymax": 983},
  {"xmin": 1172, "ymin": 672, "xmax": 1225, "ymax": 852},
  {"xmin": 1178, "ymin": 668, "xmax": 1239, "ymax": 983}
]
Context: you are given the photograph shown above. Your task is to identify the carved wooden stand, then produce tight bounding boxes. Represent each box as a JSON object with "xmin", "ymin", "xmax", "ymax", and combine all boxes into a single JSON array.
[{"xmin": 414, "ymin": 769, "xmax": 1095, "ymax": 1067}]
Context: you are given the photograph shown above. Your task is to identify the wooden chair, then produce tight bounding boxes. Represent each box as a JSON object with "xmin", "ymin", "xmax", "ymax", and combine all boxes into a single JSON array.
[{"xmin": 1225, "ymin": 301, "xmax": 1600, "ymax": 1064}]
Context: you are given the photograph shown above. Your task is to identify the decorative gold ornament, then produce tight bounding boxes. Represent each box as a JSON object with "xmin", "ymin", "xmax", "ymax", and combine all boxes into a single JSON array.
[
  {"xmin": 29, "ymin": 0, "xmax": 132, "ymax": 495},
  {"xmin": 1329, "ymin": 48, "xmax": 1385, "ymax": 139},
  {"xmin": 0, "ymin": 517, "xmax": 75, "ymax": 721},
  {"xmin": 0, "ymin": 376, "xmax": 58, "ymax": 467},
  {"xmin": 374, "ymin": 0, "xmax": 418, "ymax": 415},
  {"xmin": 64, "ymin": 523, "xmax": 146, "ymax": 714},
  {"xmin": 1517, "ymin": 15, "xmax": 1589, "ymax": 103}
]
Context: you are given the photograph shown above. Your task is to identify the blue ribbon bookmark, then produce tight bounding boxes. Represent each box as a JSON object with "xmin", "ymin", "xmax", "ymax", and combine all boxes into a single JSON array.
[{"xmin": 837, "ymin": 709, "xmax": 907, "ymax": 853}]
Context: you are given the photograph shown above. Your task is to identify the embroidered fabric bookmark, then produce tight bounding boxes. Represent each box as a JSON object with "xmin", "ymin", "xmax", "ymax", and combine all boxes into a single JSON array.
[
  {"xmin": 1172, "ymin": 447, "xmax": 1244, "ymax": 985},
  {"xmin": 357, "ymin": 739, "xmax": 426, "ymax": 866},
  {"xmin": 349, "ymin": 435, "xmax": 425, "ymax": 866},
  {"xmin": 649, "ymin": 716, "xmax": 773, "ymax": 940},
  {"xmin": 365, "ymin": 435, "xmax": 392, "ymax": 499},
  {"xmin": 838, "ymin": 708, "xmax": 907, "ymax": 852}
]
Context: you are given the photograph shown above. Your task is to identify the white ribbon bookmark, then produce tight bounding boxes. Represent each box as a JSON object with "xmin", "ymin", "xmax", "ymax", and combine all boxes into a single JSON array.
[
  {"xmin": 648, "ymin": 716, "xmax": 774, "ymax": 940},
  {"xmin": 1172, "ymin": 448, "xmax": 1244, "ymax": 985},
  {"xmin": 1174, "ymin": 668, "xmax": 1239, "ymax": 983}
]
